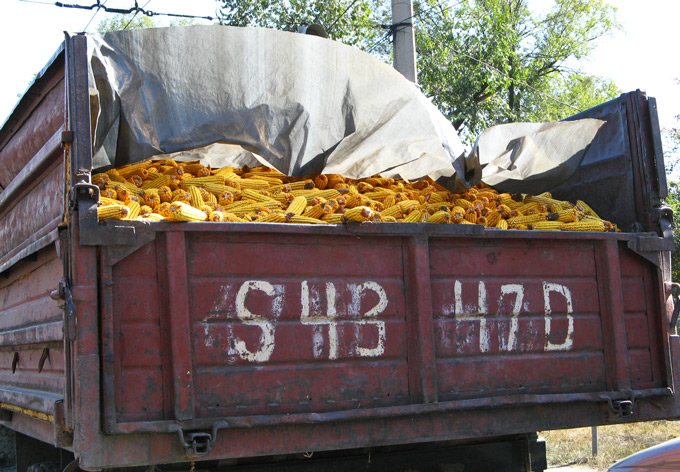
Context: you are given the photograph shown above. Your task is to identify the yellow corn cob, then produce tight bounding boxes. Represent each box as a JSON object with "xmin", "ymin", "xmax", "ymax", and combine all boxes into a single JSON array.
[
  {"xmin": 524, "ymin": 194, "xmax": 572, "ymax": 209},
  {"xmin": 181, "ymin": 163, "xmax": 211, "ymax": 176},
  {"xmin": 485, "ymin": 211, "xmax": 502, "ymax": 227},
  {"xmin": 181, "ymin": 176, "xmax": 225, "ymax": 187},
  {"xmin": 303, "ymin": 204, "xmax": 326, "ymax": 219},
  {"xmin": 158, "ymin": 202, "xmax": 173, "ymax": 218},
  {"xmin": 507, "ymin": 200, "xmax": 524, "ymax": 210},
  {"xmin": 508, "ymin": 213, "xmax": 548, "ymax": 226},
  {"xmin": 549, "ymin": 208, "xmax": 583, "ymax": 223},
  {"xmin": 313, "ymin": 174, "xmax": 329, "ymax": 189},
  {"xmin": 99, "ymin": 196, "xmax": 125, "ymax": 206},
  {"xmin": 315, "ymin": 189, "xmax": 341, "ymax": 200},
  {"xmin": 171, "ymin": 190, "xmax": 192, "ymax": 203},
  {"xmin": 575, "ymin": 200, "xmax": 601, "ymax": 219},
  {"xmin": 257, "ymin": 212, "xmax": 287, "ymax": 223},
  {"xmin": 124, "ymin": 200, "xmax": 141, "ymax": 220},
  {"xmin": 104, "ymin": 170, "xmax": 126, "ymax": 183},
  {"xmin": 158, "ymin": 186, "xmax": 173, "ymax": 203},
  {"xmin": 321, "ymin": 213, "xmax": 344, "ymax": 224},
  {"xmin": 428, "ymin": 210, "xmax": 451, "ymax": 223},
  {"xmin": 250, "ymin": 175, "xmax": 284, "ymax": 186},
  {"xmin": 243, "ymin": 189, "xmax": 278, "ymax": 203},
  {"xmin": 403, "ymin": 210, "xmax": 423, "ymax": 223},
  {"xmin": 201, "ymin": 189, "xmax": 218, "ymax": 206},
  {"xmin": 92, "ymin": 173, "xmax": 109, "ymax": 187},
  {"xmin": 141, "ymin": 213, "xmax": 164, "ymax": 222},
  {"xmin": 450, "ymin": 206, "xmax": 466, "ymax": 223},
  {"xmin": 561, "ymin": 220, "xmax": 606, "ymax": 232},
  {"xmin": 532, "ymin": 221, "xmax": 566, "ymax": 231},
  {"xmin": 213, "ymin": 166, "xmax": 239, "ymax": 177},
  {"xmin": 285, "ymin": 196, "xmax": 308, "ymax": 216},
  {"xmin": 115, "ymin": 161, "xmax": 150, "ymax": 178},
  {"xmin": 495, "ymin": 219, "xmax": 509, "ymax": 230},
  {"xmin": 237, "ymin": 179, "xmax": 270, "ymax": 190},
  {"xmin": 168, "ymin": 202, "xmax": 207, "ymax": 222},
  {"xmin": 188, "ymin": 186, "xmax": 205, "ymax": 208},
  {"xmin": 287, "ymin": 215, "xmax": 327, "ymax": 224},
  {"xmin": 382, "ymin": 194, "xmax": 397, "ymax": 209},
  {"xmin": 398, "ymin": 200, "xmax": 420, "ymax": 213},
  {"xmin": 516, "ymin": 202, "xmax": 540, "ymax": 215},
  {"xmin": 139, "ymin": 205, "xmax": 153, "ymax": 216},
  {"xmin": 380, "ymin": 204, "xmax": 403, "ymax": 219},
  {"xmin": 381, "ymin": 216, "xmax": 398, "ymax": 223},
  {"xmin": 223, "ymin": 201, "xmax": 281, "ymax": 213},
  {"xmin": 454, "ymin": 198, "xmax": 473, "ymax": 210},
  {"xmin": 343, "ymin": 206, "xmax": 375, "ymax": 222},
  {"xmin": 270, "ymin": 180, "xmax": 315, "ymax": 192},
  {"xmin": 98, "ymin": 204, "xmax": 130, "ymax": 220},
  {"xmin": 130, "ymin": 175, "xmax": 144, "ymax": 187},
  {"xmin": 464, "ymin": 210, "xmax": 477, "ymax": 224}
]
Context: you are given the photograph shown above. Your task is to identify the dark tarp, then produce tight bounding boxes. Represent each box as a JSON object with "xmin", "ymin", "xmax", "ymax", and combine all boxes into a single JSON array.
[{"xmin": 86, "ymin": 26, "xmax": 604, "ymax": 193}]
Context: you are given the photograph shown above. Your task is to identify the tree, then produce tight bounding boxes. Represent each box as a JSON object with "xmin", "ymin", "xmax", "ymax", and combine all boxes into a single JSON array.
[
  {"xmin": 217, "ymin": 0, "xmax": 390, "ymax": 49},
  {"xmin": 96, "ymin": 14, "xmax": 157, "ymax": 33},
  {"xmin": 96, "ymin": 14, "xmax": 199, "ymax": 33},
  {"xmin": 415, "ymin": 0, "xmax": 621, "ymax": 140},
  {"xmin": 217, "ymin": 0, "xmax": 620, "ymax": 142}
]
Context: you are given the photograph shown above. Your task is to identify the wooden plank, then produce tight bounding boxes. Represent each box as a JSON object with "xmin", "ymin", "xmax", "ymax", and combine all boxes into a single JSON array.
[
  {"xmin": 165, "ymin": 231, "xmax": 195, "ymax": 421},
  {"xmin": 596, "ymin": 239, "xmax": 631, "ymax": 391},
  {"xmin": 405, "ymin": 236, "xmax": 437, "ymax": 403}
]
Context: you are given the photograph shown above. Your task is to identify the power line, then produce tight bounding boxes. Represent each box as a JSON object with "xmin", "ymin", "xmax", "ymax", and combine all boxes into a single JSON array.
[
  {"xmin": 327, "ymin": 0, "xmax": 361, "ymax": 32},
  {"xmin": 16, "ymin": 0, "xmax": 215, "ymax": 21},
  {"xmin": 82, "ymin": 0, "xmax": 106, "ymax": 31},
  {"xmin": 123, "ymin": 0, "xmax": 151, "ymax": 30}
]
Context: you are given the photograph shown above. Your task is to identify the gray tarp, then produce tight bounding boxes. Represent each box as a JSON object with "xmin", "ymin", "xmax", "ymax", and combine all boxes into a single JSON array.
[
  {"xmin": 87, "ymin": 25, "xmax": 469, "ymax": 188},
  {"xmin": 87, "ymin": 26, "xmax": 604, "ymax": 193}
]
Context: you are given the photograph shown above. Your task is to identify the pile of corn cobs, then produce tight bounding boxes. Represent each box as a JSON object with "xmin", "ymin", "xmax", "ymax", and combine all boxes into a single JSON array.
[{"xmin": 93, "ymin": 159, "xmax": 619, "ymax": 231}]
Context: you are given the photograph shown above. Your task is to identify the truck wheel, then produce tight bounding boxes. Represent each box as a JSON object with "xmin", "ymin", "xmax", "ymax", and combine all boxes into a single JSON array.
[
  {"xmin": 0, "ymin": 425, "xmax": 15, "ymax": 466},
  {"xmin": 26, "ymin": 462, "xmax": 60, "ymax": 472}
]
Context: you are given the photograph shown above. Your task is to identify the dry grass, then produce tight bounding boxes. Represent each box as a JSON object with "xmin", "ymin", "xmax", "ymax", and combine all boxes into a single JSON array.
[{"xmin": 540, "ymin": 420, "xmax": 680, "ymax": 471}]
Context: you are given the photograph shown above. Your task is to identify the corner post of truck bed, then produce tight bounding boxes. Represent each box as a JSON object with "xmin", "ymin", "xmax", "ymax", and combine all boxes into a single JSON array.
[{"xmin": 65, "ymin": 33, "xmax": 135, "ymax": 247}]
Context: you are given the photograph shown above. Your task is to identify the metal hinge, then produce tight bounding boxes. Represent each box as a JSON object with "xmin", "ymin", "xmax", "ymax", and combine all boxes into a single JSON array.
[
  {"xmin": 172, "ymin": 421, "xmax": 228, "ymax": 458},
  {"xmin": 51, "ymin": 279, "xmax": 77, "ymax": 342}
]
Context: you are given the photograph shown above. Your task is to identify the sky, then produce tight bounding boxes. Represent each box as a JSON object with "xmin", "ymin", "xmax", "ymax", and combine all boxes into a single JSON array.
[{"xmin": 0, "ymin": 0, "xmax": 678, "ymax": 150}]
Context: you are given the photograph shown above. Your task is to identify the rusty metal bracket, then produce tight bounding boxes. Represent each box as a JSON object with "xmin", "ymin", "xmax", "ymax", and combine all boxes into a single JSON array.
[
  {"xmin": 69, "ymin": 180, "xmax": 99, "ymax": 211},
  {"xmin": 172, "ymin": 421, "xmax": 228, "ymax": 458},
  {"xmin": 53, "ymin": 279, "xmax": 78, "ymax": 343},
  {"xmin": 626, "ymin": 206, "xmax": 674, "ymax": 266},
  {"xmin": 603, "ymin": 393, "xmax": 636, "ymax": 418}
]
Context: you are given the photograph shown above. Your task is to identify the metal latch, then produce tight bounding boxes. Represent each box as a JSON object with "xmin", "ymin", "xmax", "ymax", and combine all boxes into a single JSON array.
[
  {"xmin": 603, "ymin": 395, "xmax": 636, "ymax": 418},
  {"xmin": 51, "ymin": 279, "xmax": 77, "ymax": 342},
  {"xmin": 69, "ymin": 181, "xmax": 100, "ymax": 210},
  {"xmin": 172, "ymin": 421, "xmax": 228, "ymax": 458},
  {"xmin": 183, "ymin": 432, "xmax": 212, "ymax": 456},
  {"xmin": 666, "ymin": 282, "xmax": 680, "ymax": 333}
]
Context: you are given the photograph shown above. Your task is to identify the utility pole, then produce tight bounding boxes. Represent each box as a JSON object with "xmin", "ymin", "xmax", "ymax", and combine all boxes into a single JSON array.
[{"xmin": 391, "ymin": 0, "xmax": 417, "ymax": 83}]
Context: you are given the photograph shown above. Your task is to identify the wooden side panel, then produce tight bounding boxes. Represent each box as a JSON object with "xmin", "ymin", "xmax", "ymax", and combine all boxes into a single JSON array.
[
  {"xmin": 0, "ymin": 245, "xmax": 65, "ymax": 406},
  {"xmin": 0, "ymin": 66, "xmax": 65, "ymax": 188},
  {"xmin": 0, "ymin": 161, "xmax": 65, "ymax": 269}
]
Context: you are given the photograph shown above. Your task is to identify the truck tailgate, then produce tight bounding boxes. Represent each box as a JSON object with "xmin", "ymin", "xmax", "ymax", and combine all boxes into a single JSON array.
[{"xmin": 95, "ymin": 222, "xmax": 671, "ymax": 460}]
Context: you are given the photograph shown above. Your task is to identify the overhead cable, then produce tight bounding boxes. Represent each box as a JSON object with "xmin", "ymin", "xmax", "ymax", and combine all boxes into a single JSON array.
[{"xmin": 17, "ymin": 0, "xmax": 215, "ymax": 21}]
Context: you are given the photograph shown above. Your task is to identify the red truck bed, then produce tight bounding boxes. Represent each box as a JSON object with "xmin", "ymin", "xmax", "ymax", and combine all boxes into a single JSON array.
[{"xmin": 0, "ymin": 32, "xmax": 677, "ymax": 471}]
